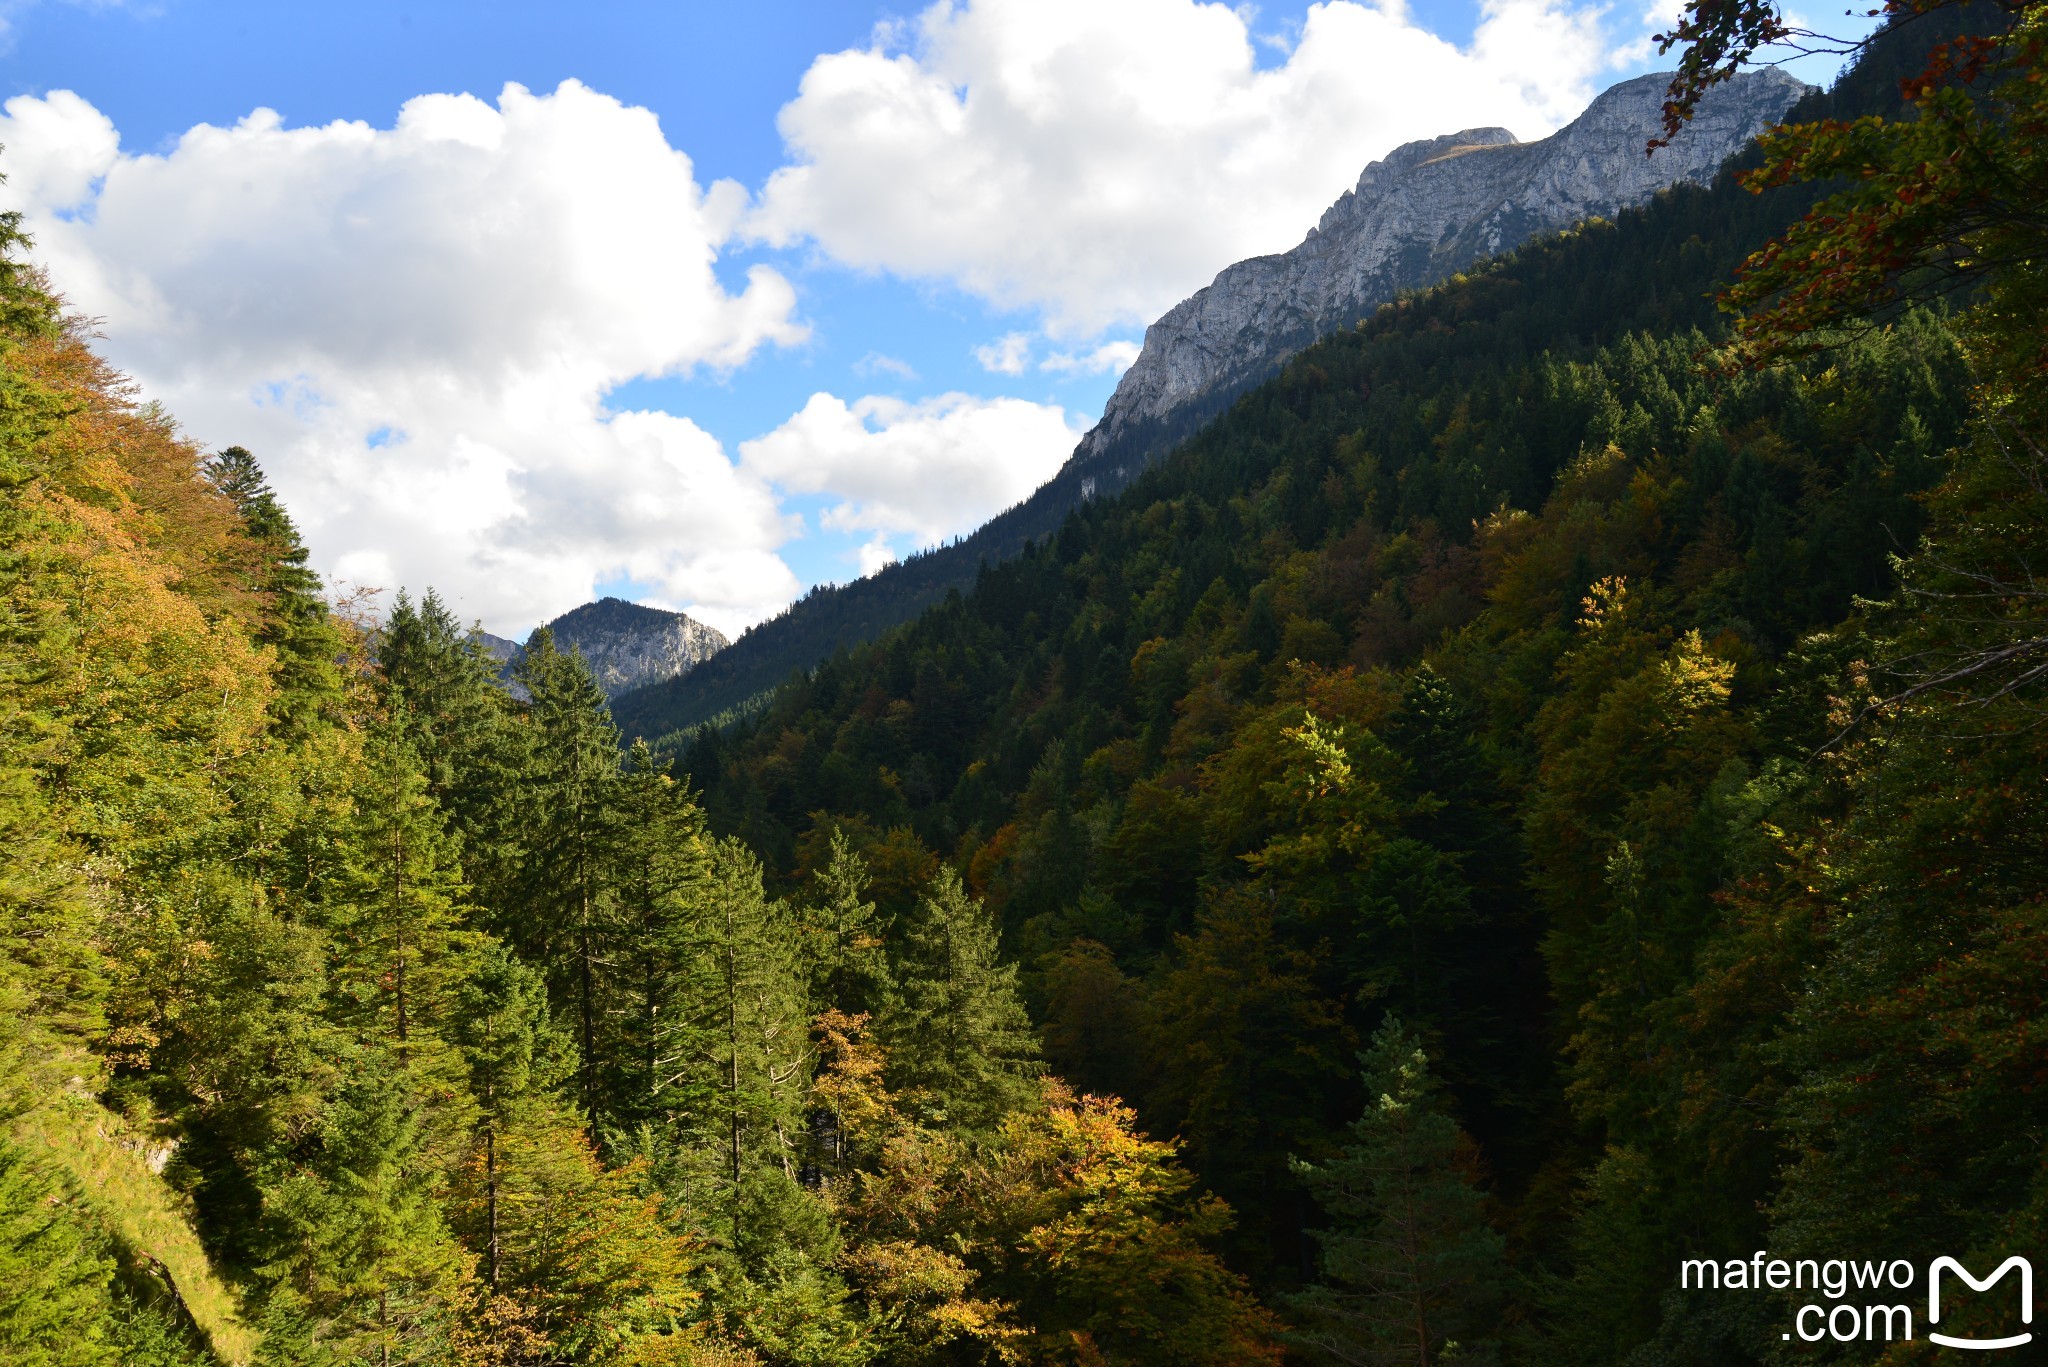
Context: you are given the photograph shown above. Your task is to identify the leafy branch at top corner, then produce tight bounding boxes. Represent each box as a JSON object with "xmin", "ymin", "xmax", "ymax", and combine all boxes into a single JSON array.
[{"xmin": 1659, "ymin": 0, "xmax": 2045, "ymax": 368}]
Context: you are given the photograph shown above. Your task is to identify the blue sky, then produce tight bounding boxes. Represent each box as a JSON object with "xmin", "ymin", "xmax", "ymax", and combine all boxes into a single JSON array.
[{"xmin": 0, "ymin": 0, "xmax": 1864, "ymax": 637}]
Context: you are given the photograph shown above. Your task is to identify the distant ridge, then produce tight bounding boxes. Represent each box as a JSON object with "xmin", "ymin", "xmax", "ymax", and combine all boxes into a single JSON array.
[{"xmin": 613, "ymin": 66, "xmax": 1807, "ymax": 743}]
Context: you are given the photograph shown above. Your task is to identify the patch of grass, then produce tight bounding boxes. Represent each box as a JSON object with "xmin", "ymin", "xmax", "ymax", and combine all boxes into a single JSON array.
[{"xmin": 14, "ymin": 1093, "xmax": 259, "ymax": 1366}]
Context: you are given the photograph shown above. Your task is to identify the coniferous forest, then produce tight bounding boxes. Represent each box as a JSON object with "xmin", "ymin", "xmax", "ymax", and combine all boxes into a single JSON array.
[{"xmin": 4, "ymin": 0, "xmax": 2045, "ymax": 1363}]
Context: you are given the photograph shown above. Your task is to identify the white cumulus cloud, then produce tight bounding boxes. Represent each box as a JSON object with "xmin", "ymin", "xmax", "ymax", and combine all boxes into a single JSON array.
[
  {"xmin": 856, "ymin": 536, "xmax": 901, "ymax": 577},
  {"xmin": 750, "ymin": 0, "xmax": 1623, "ymax": 335},
  {"xmin": 741, "ymin": 391, "xmax": 1083, "ymax": 555},
  {"xmin": 974, "ymin": 331, "xmax": 1032, "ymax": 375},
  {"xmin": 1041, "ymin": 340, "xmax": 1141, "ymax": 376},
  {"xmin": 0, "ymin": 82, "xmax": 808, "ymax": 637}
]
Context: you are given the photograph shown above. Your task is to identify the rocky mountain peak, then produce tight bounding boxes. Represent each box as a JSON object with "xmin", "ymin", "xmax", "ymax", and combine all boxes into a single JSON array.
[
  {"xmin": 503, "ymin": 597, "xmax": 728, "ymax": 699},
  {"xmin": 1071, "ymin": 68, "xmax": 1813, "ymax": 486}
]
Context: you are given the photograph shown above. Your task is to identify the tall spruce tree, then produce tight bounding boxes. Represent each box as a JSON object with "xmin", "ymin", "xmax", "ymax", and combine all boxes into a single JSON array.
[
  {"xmin": 450, "ymin": 942, "xmax": 562, "ymax": 1292},
  {"xmin": 1379, "ymin": 668, "xmax": 1540, "ymax": 1155},
  {"xmin": 692, "ymin": 837, "xmax": 815, "ymax": 1263},
  {"xmin": 376, "ymin": 588, "xmax": 530, "ymax": 905},
  {"xmin": 0, "ymin": 1139, "xmax": 118, "ymax": 1366},
  {"xmin": 881, "ymin": 866, "xmax": 1038, "ymax": 1131},
  {"xmin": 324, "ymin": 722, "xmax": 476, "ymax": 1081},
  {"xmin": 1288, "ymin": 1018, "xmax": 1504, "ymax": 1367},
  {"xmin": 515, "ymin": 629, "xmax": 621, "ymax": 1119},
  {"xmin": 793, "ymin": 830, "xmax": 893, "ymax": 1019},
  {"xmin": 257, "ymin": 1058, "xmax": 466, "ymax": 1365},
  {"xmin": 201, "ymin": 446, "xmax": 343, "ymax": 739},
  {"xmin": 601, "ymin": 741, "xmax": 717, "ymax": 1133}
]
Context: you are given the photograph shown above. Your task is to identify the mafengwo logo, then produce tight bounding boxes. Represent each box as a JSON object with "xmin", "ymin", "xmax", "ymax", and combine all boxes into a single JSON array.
[
  {"xmin": 1678, "ymin": 1252, "xmax": 2034, "ymax": 1348},
  {"xmin": 1930, "ymin": 1257, "xmax": 2033, "ymax": 1351}
]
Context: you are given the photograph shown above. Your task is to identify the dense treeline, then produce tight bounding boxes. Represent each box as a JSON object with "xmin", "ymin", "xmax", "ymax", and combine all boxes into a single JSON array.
[{"xmin": 665, "ymin": 8, "xmax": 2048, "ymax": 1361}]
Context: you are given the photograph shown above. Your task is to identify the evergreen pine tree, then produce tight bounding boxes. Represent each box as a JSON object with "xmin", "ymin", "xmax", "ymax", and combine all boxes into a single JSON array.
[
  {"xmin": 602, "ymin": 741, "xmax": 717, "ymax": 1132},
  {"xmin": 692, "ymin": 838, "xmax": 815, "ymax": 1264},
  {"xmin": 259, "ymin": 1058, "xmax": 466, "ymax": 1365},
  {"xmin": 1381, "ymin": 666, "xmax": 1509, "ymax": 865},
  {"xmin": 514, "ymin": 629, "xmax": 621, "ymax": 1119},
  {"xmin": 376, "ymin": 588, "xmax": 529, "ymax": 905},
  {"xmin": 1288, "ymin": 1017, "xmax": 1504, "ymax": 1367},
  {"xmin": 881, "ymin": 866, "xmax": 1038, "ymax": 1131},
  {"xmin": 793, "ymin": 830, "xmax": 892, "ymax": 1019},
  {"xmin": 1142, "ymin": 886, "xmax": 1351, "ymax": 1278},
  {"xmin": 0, "ymin": 1139, "xmax": 119, "ymax": 1366},
  {"xmin": 201, "ymin": 446, "xmax": 343, "ymax": 739},
  {"xmin": 1378, "ymin": 667, "xmax": 1539, "ymax": 1150},
  {"xmin": 606, "ymin": 836, "xmax": 832, "ymax": 1286},
  {"xmin": 451, "ymin": 942, "xmax": 562, "ymax": 1292},
  {"xmin": 324, "ymin": 722, "xmax": 477, "ymax": 1079}
]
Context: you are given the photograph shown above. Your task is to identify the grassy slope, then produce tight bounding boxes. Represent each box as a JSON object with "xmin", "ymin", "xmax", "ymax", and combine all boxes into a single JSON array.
[{"xmin": 15, "ymin": 1085, "xmax": 257, "ymax": 1364}]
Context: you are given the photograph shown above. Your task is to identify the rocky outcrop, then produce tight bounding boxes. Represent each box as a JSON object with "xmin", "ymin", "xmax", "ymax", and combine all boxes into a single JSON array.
[
  {"xmin": 1074, "ymin": 68, "xmax": 1811, "ymax": 480},
  {"xmin": 508, "ymin": 597, "xmax": 727, "ymax": 699}
]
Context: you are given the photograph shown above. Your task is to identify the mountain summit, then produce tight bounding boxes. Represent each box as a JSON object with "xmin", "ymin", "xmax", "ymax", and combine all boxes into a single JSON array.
[
  {"xmin": 616, "ymin": 67, "xmax": 1810, "ymax": 739},
  {"xmin": 513, "ymin": 597, "xmax": 727, "ymax": 699},
  {"xmin": 1073, "ymin": 68, "xmax": 1812, "ymax": 484}
]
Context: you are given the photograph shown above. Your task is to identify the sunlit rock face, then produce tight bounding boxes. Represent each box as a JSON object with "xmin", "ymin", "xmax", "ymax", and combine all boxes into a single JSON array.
[
  {"xmin": 510, "ymin": 597, "xmax": 728, "ymax": 699},
  {"xmin": 1074, "ymin": 68, "xmax": 1811, "ymax": 482}
]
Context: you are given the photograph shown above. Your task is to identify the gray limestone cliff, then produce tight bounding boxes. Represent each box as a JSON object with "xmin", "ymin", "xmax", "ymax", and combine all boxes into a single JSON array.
[
  {"xmin": 1074, "ymin": 68, "xmax": 1812, "ymax": 481},
  {"xmin": 504, "ymin": 597, "xmax": 727, "ymax": 699}
]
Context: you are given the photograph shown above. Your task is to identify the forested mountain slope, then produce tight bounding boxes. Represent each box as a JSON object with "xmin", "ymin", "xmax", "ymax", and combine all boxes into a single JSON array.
[
  {"xmin": 612, "ymin": 67, "xmax": 1803, "ymax": 743},
  {"xmin": 666, "ymin": 7, "xmax": 2048, "ymax": 1357}
]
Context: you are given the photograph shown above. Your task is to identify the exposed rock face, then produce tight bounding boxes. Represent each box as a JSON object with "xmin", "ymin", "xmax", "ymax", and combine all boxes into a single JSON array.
[
  {"xmin": 512, "ymin": 597, "xmax": 727, "ymax": 699},
  {"xmin": 1075, "ymin": 68, "xmax": 1812, "ymax": 478},
  {"xmin": 475, "ymin": 631, "xmax": 521, "ymax": 666}
]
